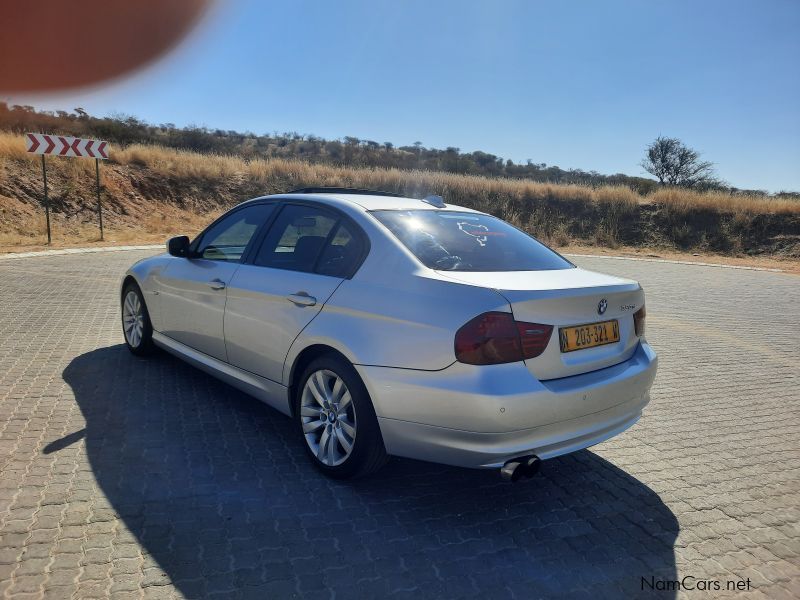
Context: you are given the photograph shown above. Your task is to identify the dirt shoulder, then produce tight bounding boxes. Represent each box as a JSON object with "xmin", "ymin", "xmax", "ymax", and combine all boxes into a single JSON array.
[
  {"xmin": 556, "ymin": 243, "xmax": 800, "ymax": 274},
  {"xmin": 0, "ymin": 232, "xmax": 170, "ymax": 255}
]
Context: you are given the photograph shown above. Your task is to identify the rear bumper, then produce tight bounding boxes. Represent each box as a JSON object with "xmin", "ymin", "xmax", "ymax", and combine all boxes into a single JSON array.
[
  {"xmin": 356, "ymin": 341, "xmax": 657, "ymax": 469},
  {"xmin": 377, "ymin": 394, "xmax": 647, "ymax": 468}
]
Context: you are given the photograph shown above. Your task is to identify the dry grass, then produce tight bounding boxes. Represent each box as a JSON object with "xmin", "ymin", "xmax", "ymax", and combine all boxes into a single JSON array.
[
  {"xmin": 113, "ymin": 144, "xmax": 242, "ymax": 181},
  {"xmin": 649, "ymin": 187, "xmax": 798, "ymax": 216},
  {"xmin": 0, "ymin": 133, "xmax": 31, "ymax": 161},
  {"xmin": 1, "ymin": 132, "xmax": 797, "ymax": 256},
  {"xmin": 108, "ymin": 141, "xmax": 798, "ymax": 215},
  {"xmin": 3, "ymin": 132, "xmax": 796, "ymax": 216}
]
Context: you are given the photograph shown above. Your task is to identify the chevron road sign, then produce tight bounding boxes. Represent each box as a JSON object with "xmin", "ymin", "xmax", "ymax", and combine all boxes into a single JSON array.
[
  {"xmin": 26, "ymin": 133, "xmax": 110, "ymax": 243},
  {"xmin": 26, "ymin": 133, "xmax": 109, "ymax": 159}
]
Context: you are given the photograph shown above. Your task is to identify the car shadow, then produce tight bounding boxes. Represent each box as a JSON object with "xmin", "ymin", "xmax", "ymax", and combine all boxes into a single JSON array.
[{"xmin": 61, "ymin": 345, "xmax": 678, "ymax": 599}]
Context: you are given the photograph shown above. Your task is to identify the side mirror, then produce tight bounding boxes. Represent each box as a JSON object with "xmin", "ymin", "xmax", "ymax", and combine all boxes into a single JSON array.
[{"xmin": 167, "ymin": 235, "xmax": 191, "ymax": 257}]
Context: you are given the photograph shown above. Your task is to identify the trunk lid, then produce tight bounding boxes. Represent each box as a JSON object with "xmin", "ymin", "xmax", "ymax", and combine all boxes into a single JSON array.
[{"xmin": 438, "ymin": 267, "xmax": 644, "ymax": 380}]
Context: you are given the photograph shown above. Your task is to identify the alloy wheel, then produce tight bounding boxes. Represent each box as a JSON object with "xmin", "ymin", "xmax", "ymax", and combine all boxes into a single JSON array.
[
  {"xmin": 300, "ymin": 369, "xmax": 357, "ymax": 466},
  {"xmin": 122, "ymin": 290, "xmax": 145, "ymax": 348}
]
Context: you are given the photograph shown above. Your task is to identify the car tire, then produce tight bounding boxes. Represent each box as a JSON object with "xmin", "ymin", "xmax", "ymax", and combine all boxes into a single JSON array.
[
  {"xmin": 295, "ymin": 354, "xmax": 389, "ymax": 479},
  {"xmin": 121, "ymin": 282, "xmax": 155, "ymax": 356}
]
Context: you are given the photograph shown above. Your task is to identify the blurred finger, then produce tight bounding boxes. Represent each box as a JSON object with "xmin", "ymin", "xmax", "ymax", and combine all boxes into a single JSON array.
[{"xmin": 0, "ymin": 0, "xmax": 212, "ymax": 92}]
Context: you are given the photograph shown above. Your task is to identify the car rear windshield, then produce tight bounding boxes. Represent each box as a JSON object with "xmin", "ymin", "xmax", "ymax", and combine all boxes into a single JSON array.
[{"xmin": 371, "ymin": 210, "xmax": 574, "ymax": 272}]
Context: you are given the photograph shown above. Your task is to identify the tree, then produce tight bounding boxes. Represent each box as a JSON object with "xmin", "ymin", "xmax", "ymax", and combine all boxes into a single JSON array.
[{"xmin": 641, "ymin": 136, "xmax": 718, "ymax": 188}]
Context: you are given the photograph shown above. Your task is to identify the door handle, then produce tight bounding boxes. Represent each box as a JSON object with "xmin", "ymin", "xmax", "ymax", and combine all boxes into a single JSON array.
[
  {"xmin": 207, "ymin": 279, "xmax": 226, "ymax": 290},
  {"xmin": 287, "ymin": 292, "xmax": 316, "ymax": 307}
]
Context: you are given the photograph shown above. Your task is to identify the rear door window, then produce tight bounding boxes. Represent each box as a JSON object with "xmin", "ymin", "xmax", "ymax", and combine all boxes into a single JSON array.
[
  {"xmin": 254, "ymin": 205, "xmax": 367, "ymax": 277},
  {"xmin": 315, "ymin": 222, "xmax": 365, "ymax": 278},
  {"xmin": 372, "ymin": 210, "xmax": 573, "ymax": 271},
  {"xmin": 254, "ymin": 205, "xmax": 337, "ymax": 272}
]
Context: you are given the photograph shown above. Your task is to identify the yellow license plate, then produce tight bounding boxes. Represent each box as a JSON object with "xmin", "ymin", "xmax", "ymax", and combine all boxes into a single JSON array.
[{"xmin": 559, "ymin": 319, "xmax": 620, "ymax": 353}]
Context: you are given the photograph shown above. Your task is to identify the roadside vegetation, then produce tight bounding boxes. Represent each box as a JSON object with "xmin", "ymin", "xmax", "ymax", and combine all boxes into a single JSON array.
[
  {"xmin": 0, "ymin": 106, "xmax": 798, "ymax": 258},
  {"xmin": 5, "ymin": 103, "xmax": 799, "ymax": 198}
]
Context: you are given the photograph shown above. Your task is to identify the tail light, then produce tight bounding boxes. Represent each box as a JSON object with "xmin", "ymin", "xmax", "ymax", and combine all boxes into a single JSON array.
[
  {"xmin": 454, "ymin": 311, "xmax": 553, "ymax": 365},
  {"xmin": 633, "ymin": 305, "xmax": 646, "ymax": 337}
]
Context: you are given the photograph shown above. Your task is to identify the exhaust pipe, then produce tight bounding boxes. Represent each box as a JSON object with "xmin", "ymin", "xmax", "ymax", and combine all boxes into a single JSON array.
[{"xmin": 500, "ymin": 455, "xmax": 541, "ymax": 482}]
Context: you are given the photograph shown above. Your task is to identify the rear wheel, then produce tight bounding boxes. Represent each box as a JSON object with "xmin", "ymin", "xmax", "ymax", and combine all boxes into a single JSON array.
[
  {"xmin": 295, "ymin": 355, "xmax": 388, "ymax": 479},
  {"xmin": 121, "ymin": 283, "xmax": 155, "ymax": 356}
]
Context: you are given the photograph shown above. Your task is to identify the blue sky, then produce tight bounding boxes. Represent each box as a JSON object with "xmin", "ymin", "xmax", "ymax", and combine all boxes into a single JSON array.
[{"xmin": 7, "ymin": 0, "xmax": 799, "ymax": 191}]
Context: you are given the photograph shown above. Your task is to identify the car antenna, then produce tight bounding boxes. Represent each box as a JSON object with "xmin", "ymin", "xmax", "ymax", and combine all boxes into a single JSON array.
[{"xmin": 421, "ymin": 195, "xmax": 446, "ymax": 208}]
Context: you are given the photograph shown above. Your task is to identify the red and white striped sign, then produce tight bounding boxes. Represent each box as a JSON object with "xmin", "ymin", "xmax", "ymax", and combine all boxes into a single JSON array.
[{"xmin": 25, "ymin": 133, "xmax": 109, "ymax": 159}]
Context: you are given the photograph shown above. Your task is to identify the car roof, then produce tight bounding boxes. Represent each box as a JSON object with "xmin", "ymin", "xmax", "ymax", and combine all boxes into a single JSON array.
[{"xmin": 264, "ymin": 192, "xmax": 482, "ymax": 213}]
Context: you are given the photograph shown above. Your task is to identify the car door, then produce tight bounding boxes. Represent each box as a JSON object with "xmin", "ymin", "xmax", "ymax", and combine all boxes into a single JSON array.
[
  {"xmin": 159, "ymin": 202, "xmax": 276, "ymax": 360},
  {"xmin": 224, "ymin": 203, "xmax": 367, "ymax": 383}
]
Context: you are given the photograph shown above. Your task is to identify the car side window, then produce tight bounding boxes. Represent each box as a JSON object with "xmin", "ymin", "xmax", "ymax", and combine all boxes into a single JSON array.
[
  {"xmin": 195, "ymin": 204, "xmax": 275, "ymax": 262},
  {"xmin": 254, "ymin": 205, "xmax": 338, "ymax": 272},
  {"xmin": 316, "ymin": 222, "xmax": 365, "ymax": 278}
]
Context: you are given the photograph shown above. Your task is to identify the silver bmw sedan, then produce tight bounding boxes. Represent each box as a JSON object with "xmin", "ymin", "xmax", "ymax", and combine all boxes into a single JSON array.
[{"xmin": 121, "ymin": 188, "xmax": 657, "ymax": 480}]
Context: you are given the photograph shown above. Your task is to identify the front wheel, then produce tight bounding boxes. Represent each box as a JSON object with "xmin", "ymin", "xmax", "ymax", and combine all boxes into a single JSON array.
[
  {"xmin": 121, "ymin": 283, "xmax": 155, "ymax": 356},
  {"xmin": 295, "ymin": 355, "xmax": 388, "ymax": 479}
]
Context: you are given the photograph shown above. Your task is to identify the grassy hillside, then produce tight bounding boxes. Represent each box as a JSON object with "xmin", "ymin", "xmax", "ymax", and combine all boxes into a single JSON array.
[
  {"xmin": 0, "ymin": 103, "xmax": 667, "ymax": 195},
  {"xmin": 1, "ymin": 132, "xmax": 798, "ymax": 257}
]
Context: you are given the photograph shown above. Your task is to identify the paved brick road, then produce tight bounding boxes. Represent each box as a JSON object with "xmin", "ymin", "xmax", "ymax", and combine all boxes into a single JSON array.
[{"xmin": 0, "ymin": 250, "xmax": 798, "ymax": 599}]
